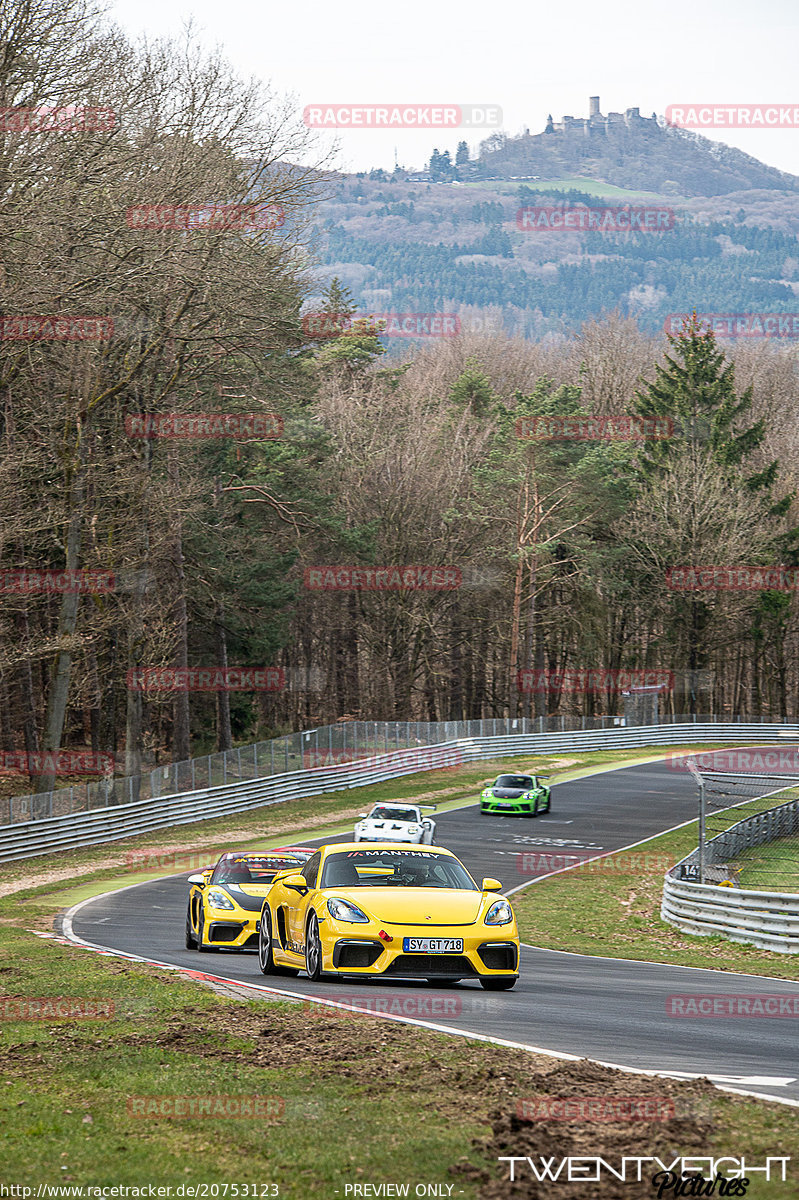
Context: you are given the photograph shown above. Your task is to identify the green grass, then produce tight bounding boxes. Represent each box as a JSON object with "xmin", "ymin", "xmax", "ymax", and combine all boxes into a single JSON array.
[
  {"xmin": 735, "ymin": 837, "xmax": 799, "ymax": 893},
  {"xmin": 2, "ymin": 920, "xmax": 798, "ymax": 1198},
  {"xmin": 512, "ymin": 794, "xmax": 799, "ymax": 979}
]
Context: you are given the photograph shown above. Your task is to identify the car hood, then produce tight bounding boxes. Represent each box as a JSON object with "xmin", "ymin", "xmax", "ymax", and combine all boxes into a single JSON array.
[
  {"xmin": 359, "ymin": 819, "xmax": 414, "ymax": 830},
  {"xmin": 218, "ymin": 884, "xmax": 271, "ymax": 911},
  {"xmin": 489, "ymin": 787, "xmax": 530, "ymax": 798},
  {"xmin": 328, "ymin": 887, "xmax": 484, "ymax": 925}
]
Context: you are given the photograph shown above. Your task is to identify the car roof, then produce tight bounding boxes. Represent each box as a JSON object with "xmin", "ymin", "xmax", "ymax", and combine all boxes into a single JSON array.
[{"xmin": 321, "ymin": 841, "xmax": 454, "ymax": 857}]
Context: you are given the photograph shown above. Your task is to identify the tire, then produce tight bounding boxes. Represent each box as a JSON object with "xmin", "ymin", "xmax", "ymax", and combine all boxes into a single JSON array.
[
  {"xmin": 305, "ymin": 912, "xmax": 324, "ymax": 981},
  {"xmin": 258, "ymin": 905, "xmax": 276, "ymax": 974},
  {"xmin": 480, "ymin": 977, "xmax": 517, "ymax": 991},
  {"xmin": 196, "ymin": 902, "xmax": 211, "ymax": 952},
  {"xmin": 185, "ymin": 906, "xmax": 196, "ymax": 950},
  {"xmin": 542, "ymin": 794, "xmax": 551, "ymax": 813}
]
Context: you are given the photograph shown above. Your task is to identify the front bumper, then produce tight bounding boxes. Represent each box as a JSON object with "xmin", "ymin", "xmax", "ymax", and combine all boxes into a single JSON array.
[
  {"xmin": 204, "ymin": 917, "xmax": 259, "ymax": 950},
  {"xmin": 321, "ymin": 921, "xmax": 519, "ymax": 978},
  {"xmin": 481, "ymin": 797, "xmax": 536, "ymax": 814},
  {"xmin": 355, "ymin": 832, "xmax": 423, "ymax": 843}
]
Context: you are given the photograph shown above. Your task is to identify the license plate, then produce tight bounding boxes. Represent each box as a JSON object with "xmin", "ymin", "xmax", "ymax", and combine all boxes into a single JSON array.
[
  {"xmin": 403, "ymin": 937, "xmax": 463, "ymax": 953},
  {"xmin": 496, "ymin": 802, "xmax": 512, "ymax": 808}
]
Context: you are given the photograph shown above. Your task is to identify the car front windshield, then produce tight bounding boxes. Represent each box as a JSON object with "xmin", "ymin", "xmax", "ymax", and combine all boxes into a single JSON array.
[
  {"xmin": 495, "ymin": 775, "xmax": 534, "ymax": 788},
  {"xmin": 321, "ymin": 849, "xmax": 477, "ymax": 891},
  {"xmin": 369, "ymin": 806, "xmax": 418, "ymax": 821},
  {"xmin": 212, "ymin": 855, "xmax": 301, "ymax": 884}
]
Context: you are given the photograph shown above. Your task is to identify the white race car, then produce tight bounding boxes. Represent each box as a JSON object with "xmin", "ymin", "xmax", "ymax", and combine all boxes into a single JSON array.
[{"xmin": 353, "ymin": 802, "xmax": 437, "ymax": 845}]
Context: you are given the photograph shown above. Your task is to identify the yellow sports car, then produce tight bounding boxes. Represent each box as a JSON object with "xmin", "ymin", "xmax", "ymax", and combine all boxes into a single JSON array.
[
  {"xmin": 257, "ymin": 842, "xmax": 519, "ymax": 989},
  {"xmin": 185, "ymin": 847, "xmax": 315, "ymax": 952}
]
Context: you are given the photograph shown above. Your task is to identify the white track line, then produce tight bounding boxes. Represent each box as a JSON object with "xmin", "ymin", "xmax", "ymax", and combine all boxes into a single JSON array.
[{"xmin": 59, "ymin": 883, "xmax": 799, "ymax": 1109}]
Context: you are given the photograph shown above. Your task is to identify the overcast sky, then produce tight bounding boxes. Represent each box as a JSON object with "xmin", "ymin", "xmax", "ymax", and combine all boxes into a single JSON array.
[{"xmin": 107, "ymin": 0, "xmax": 799, "ymax": 178}]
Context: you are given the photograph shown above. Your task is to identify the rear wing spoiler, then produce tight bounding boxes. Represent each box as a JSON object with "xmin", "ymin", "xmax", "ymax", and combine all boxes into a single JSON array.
[{"xmin": 418, "ymin": 803, "xmax": 437, "ymax": 812}]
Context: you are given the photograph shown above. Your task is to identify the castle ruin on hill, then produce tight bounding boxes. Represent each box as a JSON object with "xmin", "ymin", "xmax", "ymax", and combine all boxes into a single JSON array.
[{"xmin": 545, "ymin": 96, "xmax": 660, "ymax": 135}]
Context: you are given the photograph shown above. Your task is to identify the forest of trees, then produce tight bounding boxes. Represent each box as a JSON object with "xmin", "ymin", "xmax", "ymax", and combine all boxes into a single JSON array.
[
  {"xmin": 317, "ymin": 182, "xmax": 799, "ymax": 336},
  {"xmin": 3, "ymin": 0, "xmax": 799, "ymax": 797}
]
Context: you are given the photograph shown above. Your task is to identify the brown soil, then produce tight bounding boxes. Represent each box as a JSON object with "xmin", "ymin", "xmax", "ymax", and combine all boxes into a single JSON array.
[{"xmin": 112, "ymin": 999, "xmax": 720, "ymax": 1199}]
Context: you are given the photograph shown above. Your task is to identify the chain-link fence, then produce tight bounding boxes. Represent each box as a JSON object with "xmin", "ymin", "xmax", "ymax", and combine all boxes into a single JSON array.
[
  {"xmin": 4, "ymin": 711, "xmax": 796, "ymax": 826},
  {"xmin": 677, "ymin": 759, "xmax": 799, "ymax": 890}
]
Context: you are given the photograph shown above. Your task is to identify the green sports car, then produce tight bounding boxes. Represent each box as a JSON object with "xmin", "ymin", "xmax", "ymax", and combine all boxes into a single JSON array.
[{"xmin": 480, "ymin": 773, "xmax": 551, "ymax": 816}]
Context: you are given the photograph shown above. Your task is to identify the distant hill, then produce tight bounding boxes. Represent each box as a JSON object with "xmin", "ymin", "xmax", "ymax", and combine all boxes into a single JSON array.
[
  {"xmin": 471, "ymin": 99, "xmax": 799, "ymax": 198},
  {"xmin": 308, "ymin": 103, "xmax": 799, "ymax": 340}
]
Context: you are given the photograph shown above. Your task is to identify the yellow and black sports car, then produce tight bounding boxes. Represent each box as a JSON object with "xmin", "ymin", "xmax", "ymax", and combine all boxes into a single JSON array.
[
  {"xmin": 185, "ymin": 847, "xmax": 315, "ymax": 952},
  {"xmin": 257, "ymin": 842, "xmax": 519, "ymax": 989}
]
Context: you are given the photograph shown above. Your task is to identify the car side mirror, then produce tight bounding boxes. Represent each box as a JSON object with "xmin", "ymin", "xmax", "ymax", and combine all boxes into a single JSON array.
[
  {"xmin": 482, "ymin": 877, "xmax": 503, "ymax": 892},
  {"xmin": 281, "ymin": 872, "xmax": 309, "ymax": 892},
  {"xmin": 187, "ymin": 873, "xmax": 206, "ymax": 886}
]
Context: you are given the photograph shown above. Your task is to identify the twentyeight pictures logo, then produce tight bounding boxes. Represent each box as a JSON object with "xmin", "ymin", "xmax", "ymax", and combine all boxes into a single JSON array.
[
  {"xmin": 666, "ymin": 104, "xmax": 799, "ymax": 128},
  {"xmin": 303, "ymin": 104, "xmax": 501, "ymax": 129},
  {"xmin": 302, "ymin": 312, "xmax": 460, "ymax": 339},
  {"xmin": 517, "ymin": 206, "xmax": 675, "ymax": 232}
]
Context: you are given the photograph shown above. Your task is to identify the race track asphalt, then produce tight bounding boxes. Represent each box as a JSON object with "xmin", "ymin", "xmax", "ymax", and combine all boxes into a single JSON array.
[{"xmin": 66, "ymin": 759, "xmax": 799, "ymax": 1105}]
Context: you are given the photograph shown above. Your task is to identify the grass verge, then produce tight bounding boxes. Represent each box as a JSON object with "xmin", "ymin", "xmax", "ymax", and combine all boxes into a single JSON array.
[
  {"xmin": 1, "ymin": 920, "xmax": 797, "ymax": 1199},
  {"xmin": 512, "ymin": 798, "xmax": 799, "ymax": 979}
]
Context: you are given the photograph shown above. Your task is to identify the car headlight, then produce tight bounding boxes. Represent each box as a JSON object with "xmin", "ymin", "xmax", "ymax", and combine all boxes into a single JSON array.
[
  {"xmin": 207, "ymin": 888, "xmax": 235, "ymax": 911},
  {"xmin": 327, "ymin": 897, "xmax": 370, "ymax": 923},
  {"xmin": 485, "ymin": 899, "xmax": 513, "ymax": 925},
  {"xmin": 481, "ymin": 790, "xmax": 492, "ymax": 798}
]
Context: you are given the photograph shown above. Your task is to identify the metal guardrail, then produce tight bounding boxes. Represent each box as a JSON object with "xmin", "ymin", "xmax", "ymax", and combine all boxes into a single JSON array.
[
  {"xmin": 662, "ymin": 795, "xmax": 799, "ymax": 953},
  {"xmin": 2, "ymin": 721, "xmax": 799, "ymax": 864},
  {"xmin": 5, "ymin": 711, "xmax": 794, "ymax": 825}
]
